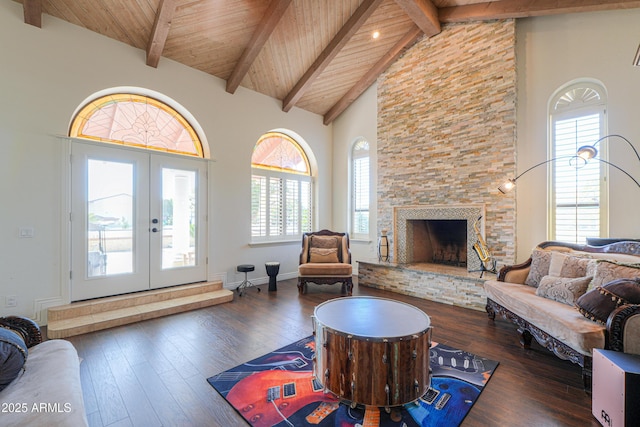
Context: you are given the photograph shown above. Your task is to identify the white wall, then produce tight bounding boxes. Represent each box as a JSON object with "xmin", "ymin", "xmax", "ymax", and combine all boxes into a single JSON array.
[
  {"xmin": 0, "ymin": 2, "xmax": 332, "ymax": 322},
  {"xmin": 332, "ymin": 84, "xmax": 379, "ymax": 271},
  {"xmin": 516, "ymin": 9, "xmax": 640, "ymax": 260}
]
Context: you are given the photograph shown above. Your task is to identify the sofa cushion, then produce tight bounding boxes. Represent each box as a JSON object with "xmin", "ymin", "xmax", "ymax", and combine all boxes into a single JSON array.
[
  {"xmin": 0, "ymin": 328, "xmax": 28, "ymax": 391},
  {"xmin": 309, "ymin": 247, "xmax": 339, "ymax": 263},
  {"xmin": 535, "ymin": 275, "xmax": 592, "ymax": 306},
  {"xmin": 299, "ymin": 263, "xmax": 352, "ymax": 276},
  {"xmin": 548, "ymin": 252, "xmax": 591, "ymax": 278},
  {"xmin": 588, "ymin": 260, "xmax": 640, "ymax": 290},
  {"xmin": 576, "ymin": 278, "xmax": 640, "ymax": 324},
  {"xmin": 525, "ymin": 249, "xmax": 553, "ymax": 287},
  {"xmin": 0, "ymin": 339, "xmax": 88, "ymax": 427},
  {"xmin": 484, "ymin": 280, "xmax": 605, "ymax": 356}
]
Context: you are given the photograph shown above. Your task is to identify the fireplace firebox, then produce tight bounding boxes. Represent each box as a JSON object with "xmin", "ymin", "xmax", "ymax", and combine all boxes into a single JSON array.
[
  {"xmin": 393, "ymin": 204, "xmax": 485, "ymax": 272},
  {"xmin": 409, "ymin": 219, "xmax": 467, "ymax": 267}
]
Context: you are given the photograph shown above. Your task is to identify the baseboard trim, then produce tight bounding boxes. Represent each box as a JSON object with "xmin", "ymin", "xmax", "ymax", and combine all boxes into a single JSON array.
[{"xmin": 33, "ymin": 296, "xmax": 66, "ymax": 326}]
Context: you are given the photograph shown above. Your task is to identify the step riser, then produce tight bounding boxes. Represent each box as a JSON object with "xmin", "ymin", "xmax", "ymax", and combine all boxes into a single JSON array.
[
  {"xmin": 48, "ymin": 281, "xmax": 224, "ymax": 321},
  {"xmin": 47, "ymin": 291, "xmax": 233, "ymax": 339}
]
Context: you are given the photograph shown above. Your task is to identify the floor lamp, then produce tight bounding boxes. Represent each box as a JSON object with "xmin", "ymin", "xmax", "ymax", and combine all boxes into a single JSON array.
[{"xmin": 498, "ymin": 135, "xmax": 640, "ymax": 194}]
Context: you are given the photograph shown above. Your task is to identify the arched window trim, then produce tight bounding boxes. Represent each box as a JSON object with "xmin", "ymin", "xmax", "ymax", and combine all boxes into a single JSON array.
[
  {"xmin": 68, "ymin": 87, "xmax": 209, "ymax": 159},
  {"xmin": 548, "ymin": 80, "xmax": 608, "ymax": 243},
  {"xmin": 350, "ymin": 138, "xmax": 370, "ymax": 240}
]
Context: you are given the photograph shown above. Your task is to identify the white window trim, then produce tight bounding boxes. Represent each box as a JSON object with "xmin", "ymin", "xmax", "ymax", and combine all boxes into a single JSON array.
[
  {"xmin": 548, "ymin": 81, "xmax": 608, "ymax": 243},
  {"xmin": 349, "ymin": 139, "xmax": 371, "ymax": 241}
]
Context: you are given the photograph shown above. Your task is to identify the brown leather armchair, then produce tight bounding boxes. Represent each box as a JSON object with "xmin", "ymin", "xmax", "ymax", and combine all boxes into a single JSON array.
[{"xmin": 297, "ymin": 230, "xmax": 353, "ymax": 295}]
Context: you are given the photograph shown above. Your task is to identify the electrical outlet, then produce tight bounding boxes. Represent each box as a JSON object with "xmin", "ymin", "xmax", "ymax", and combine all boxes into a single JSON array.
[{"xmin": 6, "ymin": 295, "xmax": 17, "ymax": 307}]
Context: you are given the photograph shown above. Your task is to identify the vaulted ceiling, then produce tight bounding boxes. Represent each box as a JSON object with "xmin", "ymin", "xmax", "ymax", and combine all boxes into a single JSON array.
[{"xmin": 17, "ymin": 0, "xmax": 640, "ymax": 124}]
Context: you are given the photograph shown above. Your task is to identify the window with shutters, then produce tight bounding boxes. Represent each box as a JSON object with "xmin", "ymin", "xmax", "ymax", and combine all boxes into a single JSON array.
[
  {"xmin": 251, "ymin": 132, "xmax": 312, "ymax": 242},
  {"xmin": 549, "ymin": 82, "xmax": 608, "ymax": 244},
  {"xmin": 351, "ymin": 138, "xmax": 370, "ymax": 240}
]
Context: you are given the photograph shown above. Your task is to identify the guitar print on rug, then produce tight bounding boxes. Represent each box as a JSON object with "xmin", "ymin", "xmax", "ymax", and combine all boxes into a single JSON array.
[{"xmin": 207, "ymin": 336, "xmax": 498, "ymax": 427}]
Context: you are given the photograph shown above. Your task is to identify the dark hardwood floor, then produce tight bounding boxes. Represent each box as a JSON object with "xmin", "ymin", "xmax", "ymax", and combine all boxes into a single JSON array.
[{"xmin": 65, "ymin": 278, "xmax": 599, "ymax": 427}]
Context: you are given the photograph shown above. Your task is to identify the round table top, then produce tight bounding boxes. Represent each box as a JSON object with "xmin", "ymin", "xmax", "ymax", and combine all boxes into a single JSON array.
[{"xmin": 314, "ymin": 296, "xmax": 430, "ymax": 338}]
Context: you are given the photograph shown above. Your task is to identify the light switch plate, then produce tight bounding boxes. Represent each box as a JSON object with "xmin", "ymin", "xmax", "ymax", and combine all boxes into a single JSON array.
[{"xmin": 19, "ymin": 227, "xmax": 34, "ymax": 238}]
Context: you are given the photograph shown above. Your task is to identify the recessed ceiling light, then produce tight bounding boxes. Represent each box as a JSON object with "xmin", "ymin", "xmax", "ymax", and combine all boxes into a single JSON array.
[{"xmin": 372, "ymin": 31, "xmax": 380, "ymax": 39}]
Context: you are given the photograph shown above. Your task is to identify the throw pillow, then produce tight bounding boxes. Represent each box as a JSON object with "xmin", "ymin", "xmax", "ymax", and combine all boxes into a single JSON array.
[
  {"xmin": 309, "ymin": 247, "xmax": 339, "ymax": 263},
  {"xmin": 588, "ymin": 260, "xmax": 640, "ymax": 290},
  {"xmin": 536, "ymin": 275, "xmax": 592, "ymax": 305},
  {"xmin": 547, "ymin": 252, "xmax": 591, "ymax": 278},
  {"xmin": 525, "ymin": 249, "xmax": 552, "ymax": 287},
  {"xmin": 576, "ymin": 277, "xmax": 640, "ymax": 324},
  {"xmin": 309, "ymin": 235, "xmax": 340, "ymax": 249},
  {"xmin": 0, "ymin": 327, "xmax": 28, "ymax": 391}
]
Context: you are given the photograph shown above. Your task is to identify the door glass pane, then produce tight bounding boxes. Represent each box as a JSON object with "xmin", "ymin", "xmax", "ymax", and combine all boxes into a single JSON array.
[
  {"xmin": 162, "ymin": 168, "xmax": 196, "ymax": 269},
  {"xmin": 88, "ymin": 159, "xmax": 134, "ymax": 277}
]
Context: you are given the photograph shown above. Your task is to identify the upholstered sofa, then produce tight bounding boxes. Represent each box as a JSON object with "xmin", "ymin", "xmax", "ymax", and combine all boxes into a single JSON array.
[
  {"xmin": 0, "ymin": 317, "xmax": 87, "ymax": 426},
  {"xmin": 298, "ymin": 229, "xmax": 353, "ymax": 295},
  {"xmin": 484, "ymin": 241, "xmax": 640, "ymax": 389}
]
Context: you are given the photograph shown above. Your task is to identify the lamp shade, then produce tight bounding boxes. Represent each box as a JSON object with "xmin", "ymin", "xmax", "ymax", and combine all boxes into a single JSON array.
[
  {"xmin": 577, "ymin": 145, "xmax": 598, "ymax": 160},
  {"xmin": 498, "ymin": 179, "xmax": 516, "ymax": 194}
]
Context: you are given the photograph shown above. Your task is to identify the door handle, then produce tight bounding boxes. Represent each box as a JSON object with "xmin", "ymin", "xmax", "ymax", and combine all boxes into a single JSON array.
[{"xmin": 152, "ymin": 227, "xmax": 159, "ymax": 233}]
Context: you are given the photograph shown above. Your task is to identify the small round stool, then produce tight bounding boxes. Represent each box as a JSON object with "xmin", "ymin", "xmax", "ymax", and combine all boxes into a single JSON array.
[
  {"xmin": 236, "ymin": 264, "xmax": 258, "ymax": 296},
  {"xmin": 265, "ymin": 262, "xmax": 280, "ymax": 292}
]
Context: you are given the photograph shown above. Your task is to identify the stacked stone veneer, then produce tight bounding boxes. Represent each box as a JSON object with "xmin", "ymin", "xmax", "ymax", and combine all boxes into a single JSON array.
[
  {"xmin": 366, "ymin": 20, "xmax": 517, "ymax": 308},
  {"xmin": 358, "ymin": 262, "xmax": 487, "ymax": 311}
]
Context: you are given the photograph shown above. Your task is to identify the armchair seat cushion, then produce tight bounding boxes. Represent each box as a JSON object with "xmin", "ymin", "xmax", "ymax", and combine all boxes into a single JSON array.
[{"xmin": 299, "ymin": 263, "xmax": 352, "ymax": 276}]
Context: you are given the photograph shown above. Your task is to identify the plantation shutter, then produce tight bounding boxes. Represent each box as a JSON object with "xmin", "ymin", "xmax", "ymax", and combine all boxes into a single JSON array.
[
  {"xmin": 353, "ymin": 155, "xmax": 370, "ymax": 235},
  {"xmin": 251, "ymin": 175, "xmax": 267, "ymax": 237},
  {"xmin": 553, "ymin": 114, "xmax": 601, "ymax": 243},
  {"xmin": 269, "ymin": 177, "xmax": 283, "ymax": 236},
  {"xmin": 300, "ymin": 180, "xmax": 312, "ymax": 233}
]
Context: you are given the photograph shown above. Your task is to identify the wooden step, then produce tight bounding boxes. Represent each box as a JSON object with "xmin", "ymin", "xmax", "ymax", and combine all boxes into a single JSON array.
[{"xmin": 47, "ymin": 281, "xmax": 233, "ymax": 339}]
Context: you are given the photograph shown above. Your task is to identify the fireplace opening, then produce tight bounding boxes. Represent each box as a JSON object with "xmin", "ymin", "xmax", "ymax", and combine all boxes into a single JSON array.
[{"xmin": 409, "ymin": 219, "xmax": 467, "ymax": 267}]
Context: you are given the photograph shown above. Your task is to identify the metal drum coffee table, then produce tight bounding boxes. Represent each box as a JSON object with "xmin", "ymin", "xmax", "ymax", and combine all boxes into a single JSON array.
[{"xmin": 313, "ymin": 296, "xmax": 431, "ymax": 407}]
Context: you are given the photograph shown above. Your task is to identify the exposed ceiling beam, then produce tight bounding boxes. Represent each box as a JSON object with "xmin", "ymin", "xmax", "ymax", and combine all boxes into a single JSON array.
[
  {"xmin": 146, "ymin": 0, "xmax": 177, "ymax": 68},
  {"xmin": 439, "ymin": 0, "xmax": 640, "ymax": 22},
  {"xmin": 394, "ymin": 0, "xmax": 440, "ymax": 37},
  {"xmin": 226, "ymin": 0, "xmax": 293, "ymax": 94},
  {"xmin": 282, "ymin": 0, "xmax": 384, "ymax": 112},
  {"xmin": 23, "ymin": 0, "xmax": 42, "ymax": 28},
  {"xmin": 323, "ymin": 25, "xmax": 423, "ymax": 126}
]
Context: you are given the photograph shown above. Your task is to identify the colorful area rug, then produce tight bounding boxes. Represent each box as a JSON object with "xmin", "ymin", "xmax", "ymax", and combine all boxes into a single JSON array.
[{"xmin": 207, "ymin": 336, "xmax": 498, "ymax": 427}]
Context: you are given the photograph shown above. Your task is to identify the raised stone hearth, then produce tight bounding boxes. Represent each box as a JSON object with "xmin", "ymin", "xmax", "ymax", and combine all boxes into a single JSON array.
[{"xmin": 357, "ymin": 260, "xmax": 491, "ymax": 311}]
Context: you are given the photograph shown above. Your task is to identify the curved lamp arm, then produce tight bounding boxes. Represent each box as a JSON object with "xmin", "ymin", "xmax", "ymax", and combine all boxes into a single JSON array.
[
  {"xmin": 498, "ymin": 156, "xmax": 575, "ymax": 194},
  {"xmin": 577, "ymin": 134, "xmax": 640, "ymax": 162},
  {"xmin": 498, "ymin": 154, "xmax": 640, "ymax": 194}
]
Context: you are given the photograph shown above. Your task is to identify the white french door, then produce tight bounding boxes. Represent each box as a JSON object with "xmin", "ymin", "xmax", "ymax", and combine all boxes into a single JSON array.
[{"xmin": 70, "ymin": 142, "xmax": 207, "ymax": 301}]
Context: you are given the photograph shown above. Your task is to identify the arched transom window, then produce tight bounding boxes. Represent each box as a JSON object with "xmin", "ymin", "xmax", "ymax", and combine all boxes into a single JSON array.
[
  {"xmin": 69, "ymin": 93, "xmax": 204, "ymax": 157},
  {"xmin": 251, "ymin": 132, "xmax": 312, "ymax": 241}
]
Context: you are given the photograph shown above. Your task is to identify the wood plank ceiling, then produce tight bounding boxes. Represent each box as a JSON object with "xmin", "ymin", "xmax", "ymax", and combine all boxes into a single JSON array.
[{"xmin": 17, "ymin": 0, "xmax": 640, "ymax": 125}]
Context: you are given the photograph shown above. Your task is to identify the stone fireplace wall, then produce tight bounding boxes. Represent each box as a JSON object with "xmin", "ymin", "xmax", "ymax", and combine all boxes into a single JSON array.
[{"xmin": 377, "ymin": 20, "xmax": 517, "ymax": 266}]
